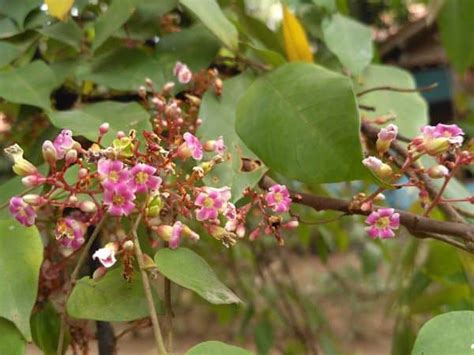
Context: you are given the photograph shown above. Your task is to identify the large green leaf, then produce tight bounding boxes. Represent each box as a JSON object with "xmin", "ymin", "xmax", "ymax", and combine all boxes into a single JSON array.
[
  {"xmin": 48, "ymin": 101, "xmax": 151, "ymax": 146},
  {"xmin": 355, "ymin": 64, "xmax": 429, "ymax": 137},
  {"xmin": 0, "ymin": 60, "xmax": 58, "ymax": 109},
  {"xmin": 31, "ymin": 302, "xmax": 68, "ymax": 355},
  {"xmin": 0, "ymin": 18, "xmax": 22, "ymax": 39},
  {"xmin": 92, "ymin": 0, "xmax": 139, "ymax": 51},
  {"xmin": 412, "ymin": 311, "xmax": 474, "ymax": 355},
  {"xmin": 0, "ymin": 318, "xmax": 26, "ymax": 355},
  {"xmin": 82, "ymin": 25, "xmax": 219, "ymax": 92},
  {"xmin": 0, "ymin": 42, "xmax": 21, "ymax": 67},
  {"xmin": 438, "ymin": 0, "xmax": 474, "ymax": 73},
  {"xmin": 155, "ymin": 248, "xmax": 242, "ymax": 304},
  {"xmin": 180, "ymin": 0, "xmax": 238, "ymax": 51},
  {"xmin": 322, "ymin": 13, "xmax": 373, "ymax": 75},
  {"xmin": 0, "ymin": 219, "xmax": 43, "ymax": 341},
  {"xmin": 197, "ymin": 73, "xmax": 267, "ymax": 202},
  {"xmin": 0, "ymin": 0, "xmax": 41, "ymax": 28},
  {"xmin": 236, "ymin": 62, "xmax": 368, "ymax": 185},
  {"xmin": 38, "ymin": 20, "xmax": 82, "ymax": 51},
  {"xmin": 186, "ymin": 341, "xmax": 252, "ymax": 355},
  {"xmin": 67, "ymin": 268, "xmax": 163, "ymax": 321}
]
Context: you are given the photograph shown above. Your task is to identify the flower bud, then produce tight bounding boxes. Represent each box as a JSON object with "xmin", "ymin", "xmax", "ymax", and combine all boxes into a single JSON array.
[
  {"xmin": 22, "ymin": 194, "xmax": 42, "ymax": 205},
  {"xmin": 362, "ymin": 156, "xmax": 393, "ymax": 179},
  {"xmin": 236, "ymin": 224, "xmax": 245, "ymax": 238},
  {"xmin": 154, "ymin": 225, "xmax": 173, "ymax": 241},
  {"xmin": 425, "ymin": 137, "xmax": 450, "ymax": 156},
  {"xmin": 162, "ymin": 81, "xmax": 175, "ymax": 93},
  {"xmin": 78, "ymin": 168, "xmax": 88, "ymax": 179},
  {"xmin": 145, "ymin": 194, "xmax": 163, "ymax": 218},
  {"xmin": 4, "ymin": 144, "xmax": 38, "ymax": 176},
  {"xmin": 42, "ymin": 140, "xmax": 57, "ymax": 166},
  {"xmin": 182, "ymin": 225, "xmax": 199, "ymax": 241},
  {"xmin": 427, "ymin": 164, "xmax": 449, "ymax": 179},
  {"xmin": 79, "ymin": 200, "xmax": 97, "ymax": 213},
  {"xmin": 116, "ymin": 131, "xmax": 125, "ymax": 139},
  {"xmin": 99, "ymin": 122, "xmax": 110, "ymax": 135},
  {"xmin": 68, "ymin": 195, "xmax": 78, "ymax": 205},
  {"xmin": 123, "ymin": 240, "xmax": 134, "ymax": 251},
  {"xmin": 93, "ymin": 266, "xmax": 107, "ymax": 281},
  {"xmin": 283, "ymin": 219, "xmax": 299, "ymax": 229},
  {"xmin": 65, "ymin": 149, "xmax": 77, "ymax": 165},
  {"xmin": 22, "ymin": 175, "xmax": 44, "ymax": 187},
  {"xmin": 376, "ymin": 124, "xmax": 398, "ymax": 154}
]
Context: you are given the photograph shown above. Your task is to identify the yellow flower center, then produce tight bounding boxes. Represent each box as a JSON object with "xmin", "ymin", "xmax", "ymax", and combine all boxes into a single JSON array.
[
  {"xmin": 274, "ymin": 192, "xmax": 283, "ymax": 203},
  {"xmin": 113, "ymin": 194, "xmax": 124, "ymax": 206},
  {"xmin": 376, "ymin": 217, "xmax": 390, "ymax": 229},
  {"xmin": 203, "ymin": 197, "xmax": 214, "ymax": 208},
  {"xmin": 135, "ymin": 171, "xmax": 148, "ymax": 184},
  {"xmin": 109, "ymin": 171, "xmax": 119, "ymax": 182}
]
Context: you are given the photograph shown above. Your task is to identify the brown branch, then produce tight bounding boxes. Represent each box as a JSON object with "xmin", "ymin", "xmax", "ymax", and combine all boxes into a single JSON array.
[{"xmin": 356, "ymin": 83, "xmax": 438, "ymax": 97}]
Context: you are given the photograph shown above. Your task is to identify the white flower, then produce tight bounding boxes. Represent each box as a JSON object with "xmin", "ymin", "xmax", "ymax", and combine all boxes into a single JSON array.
[{"xmin": 92, "ymin": 243, "xmax": 117, "ymax": 268}]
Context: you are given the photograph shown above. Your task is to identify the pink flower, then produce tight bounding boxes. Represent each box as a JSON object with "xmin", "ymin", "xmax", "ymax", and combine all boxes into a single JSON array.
[
  {"xmin": 55, "ymin": 217, "xmax": 87, "ymax": 250},
  {"xmin": 130, "ymin": 163, "xmax": 162, "ymax": 193},
  {"xmin": 204, "ymin": 136, "xmax": 226, "ymax": 155},
  {"xmin": 376, "ymin": 124, "xmax": 398, "ymax": 153},
  {"xmin": 53, "ymin": 129, "xmax": 75, "ymax": 159},
  {"xmin": 365, "ymin": 208, "xmax": 400, "ymax": 239},
  {"xmin": 9, "ymin": 196, "xmax": 36, "ymax": 226},
  {"xmin": 103, "ymin": 183, "xmax": 136, "ymax": 216},
  {"xmin": 265, "ymin": 184, "xmax": 291, "ymax": 213},
  {"xmin": 173, "ymin": 61, "xmax": 192, "ymax": 84},
  {"xmin": 98, "ymin": 159, "xmax": 129, "ymax": 186},
  {"xmin": 423, "ymin": 124, "xmax": 464, "ymax": 145},
  {"xmin": 415, "ymin": 124, "xmax": 465, "ymax": 156},
  {"xmin": 362, "ymin": 156, "xmax": 392, "ymax": 178},
  {"xmin": 179, "ymin": 132, "xmax": 203, "ymax": 161},
  {"xmin": 194, "ymin": 186, "xmax": 231, "ymax": 221},
  {"xmin": 92, "ymin": 243, "xmax": 117, "ymax": 268},
  {"xmin": 170, "ymin": 221, "xmax": 184, "ymax": 249}
]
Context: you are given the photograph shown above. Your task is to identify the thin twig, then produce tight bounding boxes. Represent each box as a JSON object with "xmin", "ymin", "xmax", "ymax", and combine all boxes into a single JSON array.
[
  {"xmin": 57, "ymin": 215, "xmax": 108, "ymax": 355},
  {"xmin": 356, "ymin": 83, "xmax": 438, "ymax": 97},
  {"xmin": 131, "ymin": 214, "xmax": 168, "ymax": 355}
]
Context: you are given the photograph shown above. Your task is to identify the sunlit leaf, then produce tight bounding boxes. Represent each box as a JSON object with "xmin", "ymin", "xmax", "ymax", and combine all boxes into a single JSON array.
[{"xmin": 186, "ymin": 341, "xmax": 252, "ymax": 355}]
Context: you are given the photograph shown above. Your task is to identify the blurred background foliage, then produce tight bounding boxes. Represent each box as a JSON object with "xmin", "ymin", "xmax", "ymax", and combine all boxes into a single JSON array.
[{"xmin": 0, "ymin": 0, "xmax": 472, "ymax": 354}]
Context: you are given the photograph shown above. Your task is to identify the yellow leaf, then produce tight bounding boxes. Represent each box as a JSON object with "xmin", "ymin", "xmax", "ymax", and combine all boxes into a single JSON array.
[
  {"xmin": 45, "ymin": 0, "xmax": 74, "ymax": 21},
  {"xmin": 282, "ymin": 6, "xmax": 313, "ymax": 63}
]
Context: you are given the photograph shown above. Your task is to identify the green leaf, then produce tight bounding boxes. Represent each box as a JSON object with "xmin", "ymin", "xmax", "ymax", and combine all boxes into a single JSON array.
[
  {"xmin": 48, "ymin": 101, "xmax": 151, "ymax": 146},
  {"xmin": 0, "ymin": 219, "xmax": 43, "ymax": 341},
  {"xmin": 255, "ymin": 316, "xmax": 274, "ymax": 355},
  {"xmin": 197, "ymin": 73, "xmax": 267, "ymax": 202},
  {"xmin": 180, "ymin": 0, "xmax": 238, "ymax": 51},
  {"xmin": 322, "ymin": 14, "xmax": 373, "ymax": 75},
  {"xmin": 186, "ymin": 341, "xmax": 252, "ymax": 355},
  {"xmin": 82, "ymin": 25, "xmax": 219, "ymax": 92},
  {"xmin": 38, "ymin": 20, "xmax": 82, "ymax": 50},
  {"xmin": 0, "ymin": 18, "xmax": 22, "ymax": 39},
  {"xmin": 438, "ymin": 0, "xmax": 474, "ymax": 73},
  {"xmin": 0, "ymin": 42, "xmax": 21, "ymax": 67},
  {"xmin": 31, "ymin": 302, "xmax": 68, "ymax": 355},
  {"xmin": 236, "ymin": 62, "xmax": 368, "ymax": 185},
  {"xmin": 92, "ymin": 0, "xmax": 138, "ymax": 51},
  {"xmin": 0, "ymin": 60, "xmax": 58, "ymax": 109},
  {"xmin": 355, "ymin": 64, "xmax": 429, "ymax": 137},
  {"xmin": 0, "ymin": 318, "xmax": 26, "ymax": 355},
  {"xmin": 155, "ymin": 248, "xmax": 242, "ymax": 304},
  {"xmin": 0, "ymin": 0, "xmax": 41, "ymax": 28},
  {"xmin": 67, "ymin": 268, "xmax": 163, "ymax": 321},
  {"xmin": 412, "ymin": 311, "xmax": 474, "ymax": 355}
]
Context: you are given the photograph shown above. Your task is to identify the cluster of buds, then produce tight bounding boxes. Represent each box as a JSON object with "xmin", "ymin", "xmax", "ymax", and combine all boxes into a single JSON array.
[
  {"xmin": 3, "ymin": 61, "xmax": 295, "ymax": 277},
  {"xmin": 361, "ymin": 122, "xmax": 472, "ymax": 239}
]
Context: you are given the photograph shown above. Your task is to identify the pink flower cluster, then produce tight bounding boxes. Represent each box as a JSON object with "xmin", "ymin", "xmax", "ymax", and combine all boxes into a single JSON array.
[
  {"xmin": 98, "ymin": 159, "xmax": 162, "ymax": 216},
  {"xmin": 194, "ymin": 186, "xmax": 231, "ymax": 221},
  {"xmin": 413, "ymin": 123, "xmax": 465, "ymax": 156}
]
